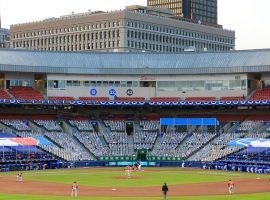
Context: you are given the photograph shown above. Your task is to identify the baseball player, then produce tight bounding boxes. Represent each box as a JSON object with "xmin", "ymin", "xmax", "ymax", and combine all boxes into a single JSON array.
[
  {"xmin": 71, "ymin": 181, "xmax": 78, "ymax": 197},
  {"xmin": 16, "ymin": 174, "xmax": 20, "ymax": 182},
  {"xmin": 138, "ymin": 162, "xmax": 142, "ymax": 171},
  {"xmin": 124, "ymin": 166, "xmax": 131, "ymax": 177},
  {"xmin": 162, "ymin": 182, "xmax": 169, "ymax": 200},
  {"xmin": 16, "ymin": 173, "xmax": 23, "ymax": 182},
  {"xmin": 228, "ymin": 179, "xmax": 235, "ymax": 194}
]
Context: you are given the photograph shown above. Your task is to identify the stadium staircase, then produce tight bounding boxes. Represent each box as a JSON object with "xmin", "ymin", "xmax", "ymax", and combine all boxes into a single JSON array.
[
  {"xmin": 62, "ymin": 121, "xmax": 96, "ymax": 160},
  {"xmin": 226, "ymin": 121, "xmax": 241, "ymax": 133},
  {"xmin": 186, "ymin": 133, "xmax": 220, "ymax": 160},
  {"xmin": 150, "ymin": 134, "xmax": 163, "ymax": 152},
  {"xmin": 127, "ymin": 135, "xmax": 134, "ymax": 154},
  {"xmin": 30, "ymin": 121, "xmax": 63, "ymax": 149},
  {"xmin": 175, "ymin": 133, "xmax": 190, "ymax": 148},
  {"xmin": 186, "ymin": 123, "xmax": 231, "ymax": 160},
  {"xmin": 96, "ymin": 120, "xmax": 110, "ymax": 148}
]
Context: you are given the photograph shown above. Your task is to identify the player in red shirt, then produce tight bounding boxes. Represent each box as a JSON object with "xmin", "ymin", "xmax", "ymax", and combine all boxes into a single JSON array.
[
  {"xmin": 228, "ymin": 179, "xmax": 235, "ymax": 194},
  {"xmin": 71, "ymin": 181, "xmax": 78, "ymax": 197}
]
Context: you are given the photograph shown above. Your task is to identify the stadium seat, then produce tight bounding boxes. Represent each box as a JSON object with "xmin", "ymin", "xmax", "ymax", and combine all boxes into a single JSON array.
[
  {"xmin": 0, "ymin": 88, "xmax": 12, "ymax": 100},
  {"xmin": 249, "ymin": 87, "xmax": 270, "ymax": 101},
  {"xmin": 220, "ymin": 96, "xmax": 244, "ymax": 101},
  {"xmin": 185, "ymin": 97, "xmax": 216, "ymax": 102},
  {"xmin": 8, "ymin": 86, "xmax": 44, "ymax": 101}
]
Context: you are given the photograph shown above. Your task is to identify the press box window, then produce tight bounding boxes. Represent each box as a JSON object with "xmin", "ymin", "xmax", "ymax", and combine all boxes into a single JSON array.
[
  {"xmin": 84, "ymin": 81, "xmax": 90, "ymax": 87},
  {"xmin": 91, "ymin": 81, "xmax": 96, "ymax": 86},
  {"xmin": 115, "ymin": 81, "xmax": 120, "ymax": 87},
  {"xmin": 67, "ymin": 80, "xmax": 72, "ymax": 87},
  {"xmin": 97, "ymin": 81, "xmax": 102, "ymax": 87}
]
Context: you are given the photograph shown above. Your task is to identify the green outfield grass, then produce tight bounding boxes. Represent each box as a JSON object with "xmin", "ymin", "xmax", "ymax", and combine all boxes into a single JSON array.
[{"xmin": 1, "ymin": 168, "xmax": 269, "ymax": 199}]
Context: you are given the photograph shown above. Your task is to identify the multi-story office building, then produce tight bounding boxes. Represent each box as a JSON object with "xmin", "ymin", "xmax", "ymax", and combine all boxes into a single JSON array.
[
  {"xmin": 10, "ymin": 5, "xmax": 234, "ymax": 53},
  {"xmin": 148, "ymin": 0, "xmax": 184, "ymax": 17},
  {"xmin": 0, "ymin": 18, "xmax": 10, "ymax": 48},
  {"xmin": 148, "ymin": 0, "xmax": 217, "ymax": 24}
]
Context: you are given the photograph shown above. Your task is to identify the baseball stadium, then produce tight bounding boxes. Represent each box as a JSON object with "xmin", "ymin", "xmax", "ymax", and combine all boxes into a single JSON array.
[{"xmin": 0, "ymin": 48, "xmax": 270, "ymax": 199}]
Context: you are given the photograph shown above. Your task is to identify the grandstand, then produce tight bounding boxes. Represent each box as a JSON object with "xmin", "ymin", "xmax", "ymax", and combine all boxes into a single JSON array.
[{"xmin": 1, "ymin": 48, "xmax": 270, "ymax": 172}]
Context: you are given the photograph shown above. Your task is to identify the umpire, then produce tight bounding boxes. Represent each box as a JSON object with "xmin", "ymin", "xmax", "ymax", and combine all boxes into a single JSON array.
[{"xmin": 162, "ymin": 182, "xmax": 169, "ymax": 200}]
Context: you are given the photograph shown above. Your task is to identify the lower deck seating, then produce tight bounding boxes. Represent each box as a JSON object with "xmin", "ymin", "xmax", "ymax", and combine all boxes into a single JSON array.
[
  {"xmin": 69, "ymin": 120, "xmax": 94, "ymax": 131},
  {"xmin": 73, "ymin": 131, "xmax": 108, "ymax": 156},
  {"xmin": 133, "ymin": 131, "xmax": 157, "ymax": 150},
  {"xmin": 150, "ymin": 132, "xmax": 187, "ymax": 157}
]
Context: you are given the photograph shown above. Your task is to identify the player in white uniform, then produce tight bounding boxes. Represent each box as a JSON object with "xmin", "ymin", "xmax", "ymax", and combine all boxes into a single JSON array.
[{"xmin": 124, "ymin": 166, "xmax": 131, "ymax": 177}]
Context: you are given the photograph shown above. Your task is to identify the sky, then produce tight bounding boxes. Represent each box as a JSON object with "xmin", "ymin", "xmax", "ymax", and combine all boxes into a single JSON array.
[{"xmin": 0, "ymin": 0, "xmax": 270, "ymax": 50}]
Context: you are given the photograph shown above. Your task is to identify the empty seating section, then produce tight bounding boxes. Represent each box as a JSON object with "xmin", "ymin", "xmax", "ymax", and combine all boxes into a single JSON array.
[
  {"xmin": 8, "ymin": 87, "xmax": 44, "ymax": 101},
  {"xmin": 236, "ymin": 120, "xmax": 263, "ymax": 132},
  {"xmin": 0, "ymin": 119, "xmax": 94, "ymax": 161},
  {"xmin": 108, "ymin": 143, "xmax": 129, "ymax": 156},
  {"xmin": 185, "ymin": 97, "xmax": 216, "ymax": 102},
  {"xmin": 189, "ymin": 120, "xmax": 270, "ymax": 162},
  {"xmin": 34, "ymin": 120, "xmax": 62, "ymax": 131},
  {"xmin": 177, "ymin": 132, "xmax": 217, "ymax": 158},
  {"xmin": 69, "ymin": 120, "xmax": 93, "ymax": 131},
  {"xmin": 140, "ymin": 120, "xmax": 159, "ymax": 131},
  {"xmin": 1, "ymin": 119, "xmax": 31, "ymax": 131},
  {"xmin": 48, "ymin": 96, "xmax": 74, "ymax": 101},
  {"xmin": 104, "ymin": 120, "xmax": 125, "ymax": 132},
  {"xmin": 44, "ymin": 132, "xmax": 93, "ymax": 161},
  {"xmin": 220, "ymin": 96, "xmax": 244, "ymax": 101},
  {"xmin": 250, "ymin": 88, "xmax": 270, "ymax": 101},
  {"xmin": 188, "ymin": 132, "xmax": 245, "ymax": 162},
  {"xmin": 73, "ymin": 131, "xmax": 108, "ymax": 156},
  {"xmin": 133, "ymin": 131, "xmax": 157, "ymax": 150},
  {"xmin": 150, "ymin": 97, "xmax": 180, "ymax": 102},
  {"xmin": 0, "ymin": 88, "xmax": 11, "ymax": 99},
  {"xmin": 69, "ymin": 120, "xmax": 108, "ymax": 156},
  {"xmin": 150, "ymin": 132, "xmax": 187, "ymax": 157},
  {"xmin": 1, "ymin": 124, "xmax": 74, "ymax": 161},
  {"xmin": 2, "ymin": 117, "xmax": 270, "ymax": 163},
  {"xmin": 103, "ymin": 131, "xmax": 129, "ymax": 156}
]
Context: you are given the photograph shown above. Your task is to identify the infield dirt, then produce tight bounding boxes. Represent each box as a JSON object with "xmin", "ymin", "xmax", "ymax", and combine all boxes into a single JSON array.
[{"xmin": 0, "ymin": 176, "xmax": 269, "ymax": 197}]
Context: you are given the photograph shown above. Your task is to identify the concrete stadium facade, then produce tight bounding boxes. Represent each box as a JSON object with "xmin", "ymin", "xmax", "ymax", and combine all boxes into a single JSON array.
[{"xmin": 0, "ymin": 48, "xmax": 270, "ymax": 100}]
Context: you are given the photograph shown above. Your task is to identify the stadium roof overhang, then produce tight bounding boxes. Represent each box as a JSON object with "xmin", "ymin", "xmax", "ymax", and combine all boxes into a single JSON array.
[
  {"xmin": 1, "ymin": 48, "xmax": 270, "ymax": 75},
  {"xmin": 1, "ymin": 64, "xmax": 270, "ymax": 75}
]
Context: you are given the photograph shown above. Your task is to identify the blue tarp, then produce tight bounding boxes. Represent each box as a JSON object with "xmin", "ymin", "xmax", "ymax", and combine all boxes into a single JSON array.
[
  {"xmin": 34, "ymin": 137, "xmax": 53, "ymax": 145},
  {"xmin": 160, "ymin": 118, "xmax": 218, "ymax": 126},
  {"xmin": 227, "ymin": 138, "xmax": 270, "ymax": 148}
]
